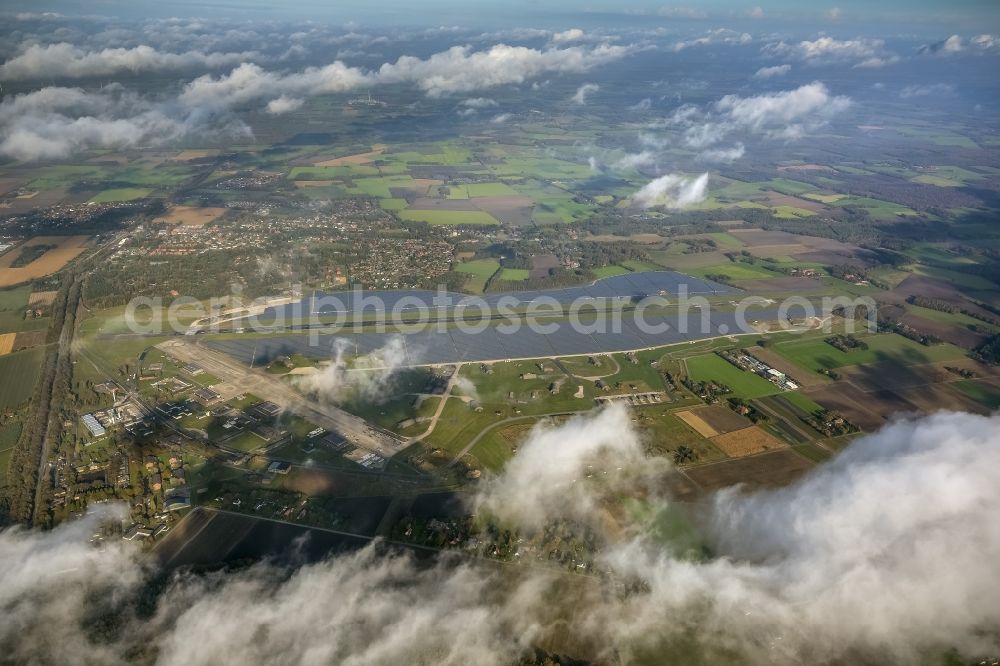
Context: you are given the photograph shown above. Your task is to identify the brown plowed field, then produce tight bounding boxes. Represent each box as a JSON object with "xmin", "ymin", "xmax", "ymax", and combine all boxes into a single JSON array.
[
  {"xmin": 685, "ymin": 448, "xmax": 813, "ymax": 491},
  {"xmin": 710, "ymin": 426, "xmax": 785, "ymax": 458}
]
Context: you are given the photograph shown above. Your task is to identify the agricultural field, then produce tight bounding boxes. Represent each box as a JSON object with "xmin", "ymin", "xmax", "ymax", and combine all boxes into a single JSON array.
[
  {"xmin": 0, "ymin": 236, "xmax": 90, "ymax": 287},
  {"xmin": 709, "ymin": 426, "xmax": 785, "ymax": 458},
  {"xmin": 952, "ymin": 380, "xmax": 1000, "ymax": 410},
  {"xmin": 0, "ymin": 347, "xmax": 45, "ymax": 410},
  {"xmin": 88, "ymin": 187, "xmax": 153, "ymax": 203},
  {"xmin": 0, "ymin": 421, "xmax": 21, "ymax": 486},
  {"xmin": 689, "ymin": 262, "xmax": 782, "ymax": 281},
  {"xmin": 592, "ymin": 265, "xmax": 631, "ymax": 278},
  {"xmin": 0, "ymin": 285, "xmax": 31, "ymax": 330},
  {"xmin": 684, "ymin": 448, "xmax": 814, "ymax": 491},
  {"xmin": 634, "ymin": 409, "xmax": 726, "ymax": 465},
  {"xmin": 398, "ymin": 210, "xmax": 498, "ymax": 225},
  {"xmin": 152, "ymin": 206, "xmax": 226, "ymax": 227},
  {"xmin": 686, "ymin": 353, "xmax": 781, "ymax": 399},
  {"xmin": 770, "ymin": 333, "xmax": 966, "ymax": 374},
  {"xmin": 454, "ymin": 259, "xmax": 500, "ymax": 293}
]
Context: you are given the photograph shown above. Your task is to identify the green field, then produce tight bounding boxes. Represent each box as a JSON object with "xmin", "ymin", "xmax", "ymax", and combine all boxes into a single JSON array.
[
  {"xmin": 465, "ymin": 182, "xmax": 519, "ymax": 197},
  {"xmin": 88, "ymin": 188, "xmax": 152, "ymax": 203},
  {"xmin": 780, "ymin": 391, "xmax": 825, "ymax": 415},
  {"xmin": 686, "ymin": 354, "xmax": 781, "ymax": 399},
  {"xmin": 455, "ymin": 259, "xmax": 500, "ymax": 293},
  {"xmin": 637, "ymin": 411, "xmax": 726, "ymax": 464},
  {"xmin": 0, "ymin": 285, "xmax": 31, "ymax": 331},
  {"xmin": 833, "ymin": 196, "xmax": 916, "ymax": 218},
  {"xmin": 621, "ymin": 260, "xmax": 663, "ymax": 273},
  {"xmin": 0, "ymin": 348, "xmax": 46, "ymax": 410},
  {"xmin": 802, "ymin": 192, "xmax": 846, "ymax": 203},
  {"xmin": 771, "ymin": 333, "xmax": 966, "ymax": 373},
  {"xmin": 0, "ymin": 421, "xmax": 21, "ymax": 484},
  {"xmin": 773, "ymin": 206, "xmax": 815, "ymax": 219},
  {"xmin": 689, "ymin": 262, "xmax": 780, "ymax": 281},
  {"xmin": 378, "ymin": 197, "xmax": 409, "ymax": 211},
  {"xmin": 498, "ymin": 268, "xmax": 530, "ymax": 281},
  {"xmin": 952, "ymin": 380, "xmax": 1000, "ymax": 410},
  {"xmin": 592, "ymin": 265, "xmax": 630, "ymax": 278},
  {"xmin": 398, "ymin": 210, "xmax": 498, "ymax": 225},
  {"xmin": 701, "ymin": 232, "xmax": 743, "ymax": 248},
  {"xmin": 911, "ymin": 265, "xmax": 997, "ymax": 291},
  {"xmin": 288, "ymin": 165, "xmax": 379, "ymax": 180},
  {"xmin": 906, "ymin": 304, "xmax": 1000, "ymax": 334},
  {"xmin": 222, "ymin": 429, "xmax": 269, "ymax": 453}
]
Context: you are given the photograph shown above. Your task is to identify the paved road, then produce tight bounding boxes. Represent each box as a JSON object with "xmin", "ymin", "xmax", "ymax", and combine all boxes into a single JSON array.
[{"xmin": 158, "ymin": 339, "xmax": 406, "ymax": 459}]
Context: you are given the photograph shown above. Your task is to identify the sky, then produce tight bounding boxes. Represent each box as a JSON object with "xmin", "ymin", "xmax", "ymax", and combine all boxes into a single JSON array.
[{"xmin": 5, "ymin": 0, "xmax": 999, "ymax": 34}]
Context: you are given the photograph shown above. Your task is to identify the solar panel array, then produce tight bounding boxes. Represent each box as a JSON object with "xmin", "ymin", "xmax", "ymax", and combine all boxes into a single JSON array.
[
  {"xmin": 207, "ymin": 308, "xmax": 779, "ymax": 367},
  {"xmin": 262, "ymin": 271, "xmax": 738, "ymax": 319}
]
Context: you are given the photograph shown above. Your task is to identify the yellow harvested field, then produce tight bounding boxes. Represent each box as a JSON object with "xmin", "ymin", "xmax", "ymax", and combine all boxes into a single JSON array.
[
  {"xmin": 710, "ymin": 426, "xmax": 785, "ymax": 458},
  {"xmin": 153, "ymin": 206, "xmax": 227, "ymax": 227},
  {"xmin": 313, "ymin": 144, "xmax": 387, "ymax": 167},
  {"xmin": 27, "ymin": 290, "xmax": 58, "ymax": 306},
  {"xmin": 0, "ymin": 333, "xmax": 15, "ymax": 355},
  {"xmin": 0, "ymin": 235, "xmax": 90, "ymax": 287},
  {"xmin": 173, "ymin": 149, "xmax": 221, "ymax": 161},
  {"xmin": 675, "ymin": 409, "xmax": 719, "ymax": 437}
]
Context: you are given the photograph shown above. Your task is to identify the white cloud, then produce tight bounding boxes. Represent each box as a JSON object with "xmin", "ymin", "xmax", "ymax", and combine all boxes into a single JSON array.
[
  {"xmin": 179, "ymin": 61, "xmax": 370, "ymax": 109},
  {"xmin": 174, "ymin": 41, "xmax": 633, "ymax": 112},
  {"xmin": 747, "ymin": 6, "xmax": 765, "ymax": 19},
  {"xmin": 477, "ymin": 405, "xmax": 650, "ymax": 528},
  {"xmin": 632, "ymin": 172, "xmax": 709, "ymax": 208},
  {"xmin": 753, "ymin": 64, "xmax": 791, "ymax": 79},
  {"xmin": 571, "ymin": 82, "xmax": 599, "ymax": 105},
  {"xmin": 697, "ymin": 143, "xmax": 745, "ymax": 163},
  {"xmin": 971, "ymin": 34, "xmax": 999, "ymax": 50},
  {"xmin": 296, "ymin": 336, "xmax": 416, "ymax": 405},
  {"xmin": 613, "ymin": 150, "xmax": 657, "ymax": 170},
  {"xmin": 628, "ymin": 97, "xmax": 653, "ymax": 112},
  {"xmin": 715, "ymin": 81, "xmax": 850, "ymax": 133},
  {"xmin": 376, "ymin": 43, "xmax": 631, "ymax": 97},
  {"xmin": 900, "ymin": 83, "xmax": 955, "ymax": 99},
  {"xmin": 551, "ymin": 28, "xmax": 586, "ymax": 44},
  {"xmin": 673, "ymin": 28, "xmax": 752, "ymax": 52},
  {"xmin": 647, "ymin": 82, "xmax": 850, "ymax": 152},
  {"xmin": 825, "ymin": 6, "xmax": 842, "ymax": 19},
  {"xmin": 490, "ymin": 113, "xmax": 511, "ymax": 124},
  {"xmin": 0, "ymin": 42, "xmax": 257, "ymax": 80},
  {"xmin": 657, "ymin": 6, "xmax": 708, "ymax": 19},
  {"xmin": 460, "ymin": 97, "xmax": 498, "ymax": 109},
  {"xmin": 918, "ymin": 34, "xmax": 964, "ymax": 55},
  {"xmin": 857, "ymin": 56, "xmax": 900, "ymax": 68},
  {"xmin": 0, "ymin": 85, "xmax": 247, "ymax": 161},
  {"xmin": 770, "ymin": 36, "xmax": 881, "ymax": 60},
  {"xmin": 265, "ymin": 95, "xmax": 304, "ymax": 115}
]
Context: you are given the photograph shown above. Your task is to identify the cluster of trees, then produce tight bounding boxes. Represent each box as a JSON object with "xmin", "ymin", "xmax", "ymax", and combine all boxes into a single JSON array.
[
  {"xmin": 727, "ymin": 397, "xmax": 768, "ymax": 423},
  {"xmin": 1, "ymin": 274, "xmax": 79, "ymax": 526},
  {"xmin": 907, "ymin": 295, "xmax": 1000, "ymax": 328},
  {"xmin": 682, "ymin": 376, "xmax": 731, "ymax": 403},
  {"xmin": 805, "ymin": 409, "xmax": 858, "ymax": 437},
  {"xmin": 825, "ymin": 334, "xmax": 869, "ymax": 352},
  {"xmin": 973, "ymin": 334, "xmax": 1000, "ymax": 365},
  {"xmin": 579, "ymin": 207, "xmax": 772, "ymax": 237},
  {"xmin": 880, "ymin": 320, "xmax": 943, "ymax": 346}
]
